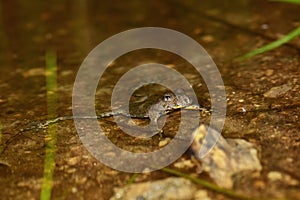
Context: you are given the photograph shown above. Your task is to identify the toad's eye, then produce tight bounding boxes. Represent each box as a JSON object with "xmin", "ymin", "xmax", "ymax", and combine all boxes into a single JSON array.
[{"xmin": 163, "ymin": 94, "xmax": 172, "ymax": 102}]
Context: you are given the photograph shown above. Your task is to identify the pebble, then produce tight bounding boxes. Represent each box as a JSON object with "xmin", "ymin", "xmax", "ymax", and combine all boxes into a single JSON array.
[
  {"xmin": 76, "ymin": 176, "xmax": 87, "ymax": 184},
  {"xmin": 267, "ymin": 171, "xmax": 299, "ymax": 186},
  {"xmin": 194, "ymin": 190, "xmax": 211, "ymax": 200},
  {"xmin": 201, "ymin": 35, "xmax": 215, "ymax": 43},
  {"xmin": 158, "ymin": 137, "xmax": 171, "ymax": 147},
  {"xmin": 71, "ymin": 187, "xmax": 78, "ymax": 193},
  {"xmin": 67, "ymin": 156, "xmax": 80, "ymax": 166},
  {"xmin": 23, "ymin": 68, "xmax": 45, "ymax": 77},
  {"xmin": 264, "ymin": 69, "xmax": 274, "ymax": 76},
  {"xmin": 173, "ymin": 158, "xmax": 195, "ymax": 169},
  {"xmin": 237, "ymin": 107, "xmax": 247, "ymax": 113},
  {"xmin": 267, "ymin": 171, "xmax": 282, "ymax": 181},
  {"xmin": 61, "ymin": 70, "xmax": 73, "ymax": 76},
  {"xmin": 67, "ymin": 168, "xmax": 76, "ymax": 174}
]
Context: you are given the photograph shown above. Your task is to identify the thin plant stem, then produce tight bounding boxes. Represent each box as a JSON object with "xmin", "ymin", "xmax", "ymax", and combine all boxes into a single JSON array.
[
  {"xmin": 269, "ymin": 0, "xmax": 300, "ymax": 5},
  {"xmin": 40, "ymin": 51, "xmax": 58, "ymax": 200},
  {"xmin": 127, "ymin": 173, "xmax": 140, "ymax": 185},
  {"xmin": 237, "ymin": 26, "xmax": 300, "ymax": 60},
  {"xmin": 161, "ymin": 167, "xmax": 290, "ymax": 200}
]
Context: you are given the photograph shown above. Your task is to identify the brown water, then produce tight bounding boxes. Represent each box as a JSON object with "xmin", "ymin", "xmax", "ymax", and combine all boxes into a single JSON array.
[{"xmin": 0, "ymin": 0, "xmax": 299, "ymax": 199}]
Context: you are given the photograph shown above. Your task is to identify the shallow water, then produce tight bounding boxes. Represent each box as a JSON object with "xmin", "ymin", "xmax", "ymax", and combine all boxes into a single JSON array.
[{"xmin": 0, "ymin": 0, "xmax": 299, "ymax": 199}]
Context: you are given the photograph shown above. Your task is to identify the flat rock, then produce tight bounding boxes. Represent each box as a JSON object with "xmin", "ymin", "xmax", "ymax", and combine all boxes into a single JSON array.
[
  {"xmin": 263, "ymin": 84, "xmax": 292, "ymax": 98},
  {"xmin": 110, "ymin": 177, "xmax": 198, "ymax": 200}
]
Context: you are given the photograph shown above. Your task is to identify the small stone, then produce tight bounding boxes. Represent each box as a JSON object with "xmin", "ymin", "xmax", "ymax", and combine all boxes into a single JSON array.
[
  {"xmin": 61, "ymin": 70, "xmax": 73, "ymax": 76},
  {"xmin": 76, "ymin": 177, "xmax": 87, "ymax": 184},
  {"xmin": 237, "ymin": 107, "xmax": 247, "ymax": 113},
  {"xmin": 23, "ymin": 68, "xmax": 45, "ymax": 77},
  {"xmin": 267, "ymin": 171, "xmax": 282, "ymax": 181},
  {"xmin": 267, "ymin": 171, "xmax": 299, "ymax": 186},
  {"xmin": 193, "ymin": 28, "xmax": 203, "ymax": 35},
  {"xmin": 67, "ymin": 168, "xmax": 76, "ymax": 173},
  {"xmin": 261, "ymin": 24, "xmax": 269, "ymax": 30},
  {"xmin": 282, "ymin": 174, "xmax": 299, "ymax": 186},
  {"xmin": 158, "ymin": 137, "xmax": 171, "ymax": 147},
  {"xmin": 67, "ymin": 157, "xmax": 80, "ymax": 166},
  {"xmin": 265, "ymin": 69, "xmax": 274, "ymax": 76},
  {"xmin": 71, "ymin": 187, "xmax": 77, "ymax": 193},
  {"xmin": 201, "ymin": 35, "xmax": 214, "ymax": 43},
  {"xmin": 286, "ymin": 157, "xmax": 293, "ymax": 163},
  {"xmin": 174, "ymin": 159, "xmax": 195, "ymax": 169},
  {"xmin": 194, "ymin": 190, "xmax": 211, "ymax": 200}
]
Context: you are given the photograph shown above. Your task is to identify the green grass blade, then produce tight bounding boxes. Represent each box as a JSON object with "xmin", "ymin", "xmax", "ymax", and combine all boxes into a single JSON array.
[
  {"xmin": 40, "ymin": 51, "xmax": 58, "ymax": 200},
  {"xmin": 127, "ymin": 173, "xmax": 139, "ymax": 185},
  {"xmin": 237, "ymin": 26, "xmax": 300, "ymax": 60},
  {"xmin": 269, "ymin": 0, "xmax": 300, "ymax": 5}
]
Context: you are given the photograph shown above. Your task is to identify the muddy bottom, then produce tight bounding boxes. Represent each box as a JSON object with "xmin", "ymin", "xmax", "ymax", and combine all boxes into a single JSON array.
[{"xmin": 0, "ymin": 0, "xmax": 300, "ymax": 200}]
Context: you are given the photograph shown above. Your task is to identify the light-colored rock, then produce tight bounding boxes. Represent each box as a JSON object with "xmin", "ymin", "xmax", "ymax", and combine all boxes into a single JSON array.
[
  {"xmin": 191, "ymin": 124, "xmax": 262, "ymax": 188},
  {"xmin": 158, "ymin": 137, "xmax": 171, "ymax": 147},
  {"xmin": 173, "ymin": 158, "xmax": 195, "ymax": 169},
  {"xmin": 263, "ymin": 84, "xmax": 292, "ymax": 98},
  {"xmin": 267, "ymin": 171, "xmax": 282, "ymax": 181},
  {"xmin": 67, "ymin": 156, "xmax": 80, "ymax": 166},
  {"xmin": 268, "ymin": 171, "xmax": 299, "ymax": 186},
  {"xmin": 110, "ymin": 177, "xmax": 198, "ymax": 200},
  {"xmin": 194, "ymin": 190, "xmax": 211, "ymax": 200}
]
